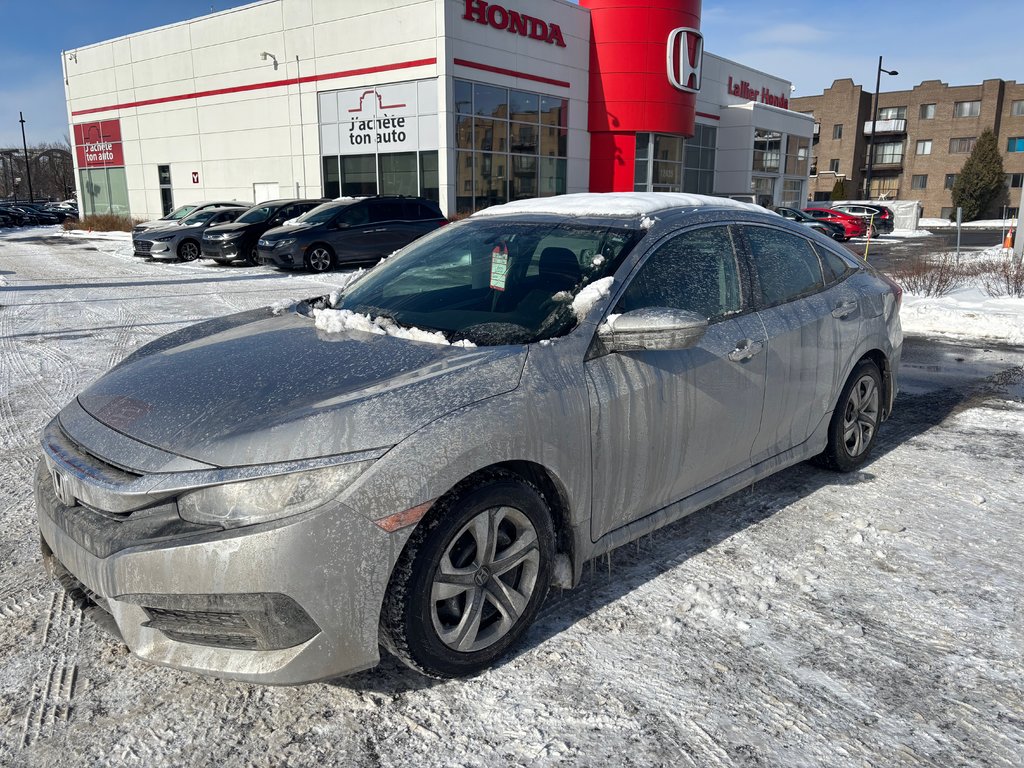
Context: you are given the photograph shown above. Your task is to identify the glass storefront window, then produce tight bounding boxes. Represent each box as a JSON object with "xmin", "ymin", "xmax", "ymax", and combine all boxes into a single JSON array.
[
  {"xmin": 753, "ymin": 129, "xmax": 782, "ymax": 173},
  {"xmin": 474, "ymin": 83, "xmax": 507, "ymax": 119},
  {"xmin": 322, "ymin": 156, "xmax": 340, "ymax": 198},
  {"xmin": 341, "ymin": 155, "xmax": 376, "ymax": 196},
  {"xmin": 454, "ymin": 79, "xmax": 569, "ymax": 214},
  {"xmin": 419, "ymin": 151, "xmax": 439, "ymax": 202},
  {"xmin": 781, "ymin": 179, "xmax": 804, "ymax": 207},
  {"xmin": 653, "ymin": 134, "xmax": 683, "ymax": 162},
  {"xmin": 79, "ymin": 167, "xmax": 129, "ymax": 216},
  {"xmin": 379, "ymin": 152, "xmax": 418, "ymax": 196},
  {"xmin": 785, "ymin": 136, "xmax": 810, "ymax": 175}
]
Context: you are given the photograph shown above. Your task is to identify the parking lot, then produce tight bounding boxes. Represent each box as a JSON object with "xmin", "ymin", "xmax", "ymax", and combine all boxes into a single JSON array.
[{"xmin": 1, "ymin": 227, "xmax": 1022, "ymax": 767}]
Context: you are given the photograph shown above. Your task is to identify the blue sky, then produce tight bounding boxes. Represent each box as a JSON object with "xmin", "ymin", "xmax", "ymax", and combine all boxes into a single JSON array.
[{"xmin": 2, "ymin": 0, "xmax": 1022, "ymax": 147}]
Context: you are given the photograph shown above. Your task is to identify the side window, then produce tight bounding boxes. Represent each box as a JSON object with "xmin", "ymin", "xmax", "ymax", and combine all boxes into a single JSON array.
[
  {"xmin": 615, "ymin": 226, "xmax": 743, "ymax": 322},
  {"xmin": 815, "ymin": 243, "xmax": 853, "ymax": 285},
  {"xmin": 214, "ymin": 211, "xmax": 237, "ymax": 224},
  {"xmin": 336, "ymin": 204, "xmax": 369, "ymax": 227},
  {"xmin": 370, "ymin": 201, "xmax": 405, "ymax": 223},
  {"xmin": 744, "ymin": 226, "xmax": 825, "ymax": 305}
]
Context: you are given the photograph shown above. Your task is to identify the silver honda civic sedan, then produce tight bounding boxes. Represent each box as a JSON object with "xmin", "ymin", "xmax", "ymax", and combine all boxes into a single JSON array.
[{"xmin": 36, "ymin": 193, "xmax": 902, "ymax": 683}]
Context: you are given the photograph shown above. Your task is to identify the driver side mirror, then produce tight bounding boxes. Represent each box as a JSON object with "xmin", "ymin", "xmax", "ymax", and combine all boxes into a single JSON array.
[{"xmin": 597, "ymin": 308, "xmax": 708, "ymax": 353}]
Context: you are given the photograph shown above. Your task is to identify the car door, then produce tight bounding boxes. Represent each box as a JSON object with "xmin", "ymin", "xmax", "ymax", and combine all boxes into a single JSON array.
[
  {"xmin": 363, "ymin": 199, "xmax": 412, "ymax": 257},
  {"xmin": 586, "ymin": 224, "xmax": 768, "ymax": 542},
  {"xmin": 740, "ymin": 224, "xmax": 859, "ymax": 464},
  {"xmin": 325, "ymin": 202, "xmax": 375, "ymax": 261}
]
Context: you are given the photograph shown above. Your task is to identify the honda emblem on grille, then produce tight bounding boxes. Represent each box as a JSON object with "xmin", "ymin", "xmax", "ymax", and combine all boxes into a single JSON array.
[
  {"xmin": 666, "ymin": 27, "xmax": 703, "ymax": 93},
  {"xmin": 50, "ymin": 468, "xmax": 77, "ymax": 507}
]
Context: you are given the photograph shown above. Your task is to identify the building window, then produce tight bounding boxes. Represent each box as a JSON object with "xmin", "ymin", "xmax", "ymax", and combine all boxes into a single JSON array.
[
  {"xmin": 954, "ymin": 100, "xmax": 981, "ymax": 118},
  {"xmin": 784, "ymin": 135, "xmax": 810, "ymax": 176},
  {"xmin": 944, "ymin": 174, "xmax": 957, "ymax": 190},
  {"xmin": 832, "ymin": 124, "xmax": 843, "ymax": 139},
  {"xmin": 453, "ymin": 79, "xmax": 568, "ymax": 213},
  {"xmin": 157, "ymin": 164, "xmax": 173, "ymax": 216},
  {"xmin": 1007, "ymin": 137, "xmax": 1024, "ymax": 153},
  {"xmin": 911, "ymin": 174, "xmax": 928, "ymax": 190},
  {"xmin": 949, "ymin": 137, "xmax": 977, "ymax": 154},
  {"xmin": 877, "ymin": 106, "xmax": 906, "ymax": 120},
  {"xmin": 753, "ymin": 129, "xmax": 782, "ymax": 172},
  {"xmin": 1011, "ymin": 100, "xmax": 1024, "ymax": 117},
  {"xmin": 79, "ymin": 167, "xmax": 129, "ymax": 217},
  {"xmin": 682, "ymin": 123, "xmax": 717, "ymax": 194},
  {"xmin": 920, "ymin": 103, "xmax": 936, "ymax": 120},
  {"xmin": 781, "ymin": 179, "xmax": 804, "ymax": 208},
  {"xmin": 829, "ymin": 159, "xmax": 840, "ymax": 173},
  {"xmin": 1007, "ymin": 173, "xmax": 1024, "ymax": 189},
  {"xmin": 873, "ymin": 141, "xmax": 903, "ymax": 164},
  {"xmin": 916, "ymin": 140, "xmax": 932, "ymax": 155},
  {"xmin": 868, "ymin": 177, "xmax": 899, "ymax": 199}
]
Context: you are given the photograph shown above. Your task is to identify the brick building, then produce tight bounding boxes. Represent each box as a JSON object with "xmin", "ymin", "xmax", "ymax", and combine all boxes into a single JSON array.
[{"xmin": 793, "ymin": 78, "xmax": 1024, "ymax": 218}]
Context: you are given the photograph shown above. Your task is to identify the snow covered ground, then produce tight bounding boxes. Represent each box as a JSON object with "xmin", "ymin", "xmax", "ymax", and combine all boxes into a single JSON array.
[{"xmin": 1, "ymin": 227, "xmax": 1022, "ymax": 767}]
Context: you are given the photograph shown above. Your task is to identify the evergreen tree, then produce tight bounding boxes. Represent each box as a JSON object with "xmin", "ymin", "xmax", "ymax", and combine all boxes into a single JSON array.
[
  {"xmin": 830, "ymin": 178, "xmax": 849, "ymax": 201},
  {"xmin": 951, "ymin": 128, "xmax": 1007, "ymax": 221}
]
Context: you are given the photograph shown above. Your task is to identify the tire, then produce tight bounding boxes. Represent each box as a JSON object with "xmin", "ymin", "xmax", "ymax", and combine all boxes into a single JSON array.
[
  {"xmin": 815, "ymin": 359, "xmax": 882, "ymax": 472},
  {"xmin": 245, "ymin": 243, "xmax": 261, "ymax": 267},
  {"xmin": 177, "ymin": 239, "xmax": 200, "ymax": 262},
  {"xmin": 305, "ymin": 244, "xmax": 335, "ymax": 273},
  {"xmin": 380, "ymin": 472, "xmax": 555, "ymax": 678}
]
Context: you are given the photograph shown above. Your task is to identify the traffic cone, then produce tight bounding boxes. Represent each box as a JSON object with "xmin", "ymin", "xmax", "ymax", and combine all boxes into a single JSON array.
[{"xmin": 1005, "ymin": 227, "xmax": 1015, "ymax": 249}]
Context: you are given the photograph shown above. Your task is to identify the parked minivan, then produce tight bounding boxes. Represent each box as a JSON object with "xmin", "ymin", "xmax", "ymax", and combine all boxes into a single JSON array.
[
  {"xmin": 257, "ymin": 196, "xmax": 446, "ymax": 272},
  {"xmin": 202, "ymin": 198, "xmax": 326, "ymax": 266}
]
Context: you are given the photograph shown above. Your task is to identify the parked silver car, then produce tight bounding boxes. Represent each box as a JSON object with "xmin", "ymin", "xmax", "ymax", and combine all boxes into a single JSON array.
[
  {"xmin": 133, "ymin": 206, "xmax": 246, "ymax": 260},
  {"xmin": 36, "ymin": 193, "xmax": 902, "ymax": 683}
]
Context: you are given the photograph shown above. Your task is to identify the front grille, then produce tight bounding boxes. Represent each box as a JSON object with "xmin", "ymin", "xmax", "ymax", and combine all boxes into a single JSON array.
[
  {"xmin": 162, "ymin": 630, "xmax": 259, "ymax": 650},
  {"xmin": 134, "ymin": 240, "xmax": 152, "ymax": 253},
  {"xmin": 43, "ymin": 548, "xmax": 124, "ymax": 643}
]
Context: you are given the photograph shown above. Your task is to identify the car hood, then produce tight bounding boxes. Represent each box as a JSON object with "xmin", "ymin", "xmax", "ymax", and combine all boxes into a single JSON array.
[
  {"xmin": 261, "ymin": 222, "xmax": 318, "ymax": 240},
  {"xmin": 74, "ymin": 307, "xmax": 527, "ymax": 467},
  {"xmin": 206, "ymin": 222, "xmax": 255, "ymax": 235}
]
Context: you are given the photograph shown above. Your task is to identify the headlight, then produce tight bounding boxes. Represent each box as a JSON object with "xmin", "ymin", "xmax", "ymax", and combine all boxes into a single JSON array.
[
  {"xmin": 155, "ymin": 234, "xmax": 176, "ymax": 242},
  {"xmin": 206, "ymin": 232, "xmax": 240, "ymax": 241},
  {"xmin": 273, "ymin": 238, "xmax": 296, "ymax": 249},
  {"xmin": 177, "ymin": 460, "xmax": 374, "ymax": 528}
]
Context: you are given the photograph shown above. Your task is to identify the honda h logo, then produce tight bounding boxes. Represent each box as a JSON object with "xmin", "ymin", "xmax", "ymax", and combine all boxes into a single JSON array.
[{"xmin": 666, "ymin": 27, "xmax": 703, "ymax": 93}]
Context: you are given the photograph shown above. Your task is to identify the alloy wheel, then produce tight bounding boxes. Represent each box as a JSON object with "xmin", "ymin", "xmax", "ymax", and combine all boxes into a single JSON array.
[
  {"xmin": 179, "ymin": 241, "xmax": 200, "ymax": 261},
  {"xmin": 308, "ymin": 247, "xmax": 332, "ymax": 272},
  {"xmin": 429, "ymin": 505, "xmax": 541, "ymax": 653},
  {"xmin": 843, "ymin": 374, "xmax": 879, "ymax": 457}
]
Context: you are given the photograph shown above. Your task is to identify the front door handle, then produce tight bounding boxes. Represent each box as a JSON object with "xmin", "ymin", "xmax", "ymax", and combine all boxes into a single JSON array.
[
  {"xmin": 728, "ymin": 339, "xmax": 764, "ymax": 362},
  {"xmin": 832, "ymin": 300, "xmax": 858, "ymax": 319}
]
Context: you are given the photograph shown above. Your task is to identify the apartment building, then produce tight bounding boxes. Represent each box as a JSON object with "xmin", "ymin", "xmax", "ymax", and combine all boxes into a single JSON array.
[{"xmin": 793, "ymin": 78, "xmax": 1024, "ymax": 217}]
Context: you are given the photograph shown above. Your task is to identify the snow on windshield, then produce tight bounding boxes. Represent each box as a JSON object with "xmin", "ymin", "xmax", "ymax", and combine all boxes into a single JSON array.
[
  {"xmin": 471, "ymin": 192, "xmax": 761, "ymax": 219},
  {"xmin": 313, "ymin": 308, "xmax": 476, "ymax": 347}
]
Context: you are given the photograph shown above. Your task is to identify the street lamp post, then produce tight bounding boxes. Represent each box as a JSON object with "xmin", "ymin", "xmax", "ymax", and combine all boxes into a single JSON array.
[
  {"xmin": 864, "ymin": 56, "xmax": 897, "ymax": 201},
  {"xmin": 19, "ymin": 112, "xmax": 34, "ymax": 203}
]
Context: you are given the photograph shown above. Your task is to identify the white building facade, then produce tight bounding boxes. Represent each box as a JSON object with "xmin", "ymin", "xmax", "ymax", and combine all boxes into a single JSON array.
[{"xmin": 63, "ymin": 0, "xmax": 813, "ymax": 220}]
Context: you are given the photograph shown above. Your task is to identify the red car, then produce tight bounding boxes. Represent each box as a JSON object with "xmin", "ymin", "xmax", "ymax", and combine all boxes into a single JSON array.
[{"xmin": 802, "ymin": 208, "xmax": 868, "ymax": 240}]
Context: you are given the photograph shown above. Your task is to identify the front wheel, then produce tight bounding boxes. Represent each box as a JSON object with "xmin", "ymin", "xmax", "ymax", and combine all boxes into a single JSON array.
[
  {"xmin": 815, "ymin": 360, "xmax": 882, "ymax": 472},
  {"xmin": 177, "ymin": 239, "xmax": 200, "ymax": 261},
  {"xmin": 305, "ymin": 245, "xmax": 335, "ymax": 273},
  {"xmin": 380, "ymin": 473, "xmax": 555, "ymax": 678}
]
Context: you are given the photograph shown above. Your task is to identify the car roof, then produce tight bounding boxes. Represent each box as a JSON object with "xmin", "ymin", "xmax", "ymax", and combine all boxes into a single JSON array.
[{"xmin": 471, "ymin": 192, "xmax": 763, "ymax": 219}]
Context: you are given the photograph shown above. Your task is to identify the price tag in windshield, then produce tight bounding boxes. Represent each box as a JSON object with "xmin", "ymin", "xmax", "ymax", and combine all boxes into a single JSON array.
[{"xmin": 490, "ymin": 245, "xmax": 509, "ymax": 291}]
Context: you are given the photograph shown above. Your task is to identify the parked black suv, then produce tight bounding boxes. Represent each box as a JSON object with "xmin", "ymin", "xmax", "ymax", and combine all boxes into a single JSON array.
[
  {"xmin": 257, "ymin": 196, "xmax": 447, "ymax": 272},
  {"xmin": 201, "ymin": 198, "xmax": 326, "ymax": 265}
]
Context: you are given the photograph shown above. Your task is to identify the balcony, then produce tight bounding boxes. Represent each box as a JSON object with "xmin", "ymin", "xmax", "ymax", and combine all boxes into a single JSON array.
[{"xmin": 863, "ymin": 119, "xmax": 907, "ymax": 135}]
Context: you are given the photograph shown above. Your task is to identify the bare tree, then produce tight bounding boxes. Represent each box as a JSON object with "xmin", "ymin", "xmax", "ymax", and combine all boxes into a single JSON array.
[{"xmin": 0, "ymin": 142, "xmax": 75, "ymax": 201}]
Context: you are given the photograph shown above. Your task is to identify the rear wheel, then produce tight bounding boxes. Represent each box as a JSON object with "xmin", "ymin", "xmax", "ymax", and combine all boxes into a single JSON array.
[
  {"xmin": 245, "ymin": 243, "xmax": 261, "ymax": 266},
  {"xmin": 380, "ymin": 473, "xmax": 555, "ymax": 678},
  {"xmin": 305, "ymin": 244, "xmax": 334, "ymax": 273},
  {"xmin": 815, "ymin": 360, "xmax": 882, "ymax": 472},
  {"xmin": 177, "ymin": 239, "xmax": 200, "ymax": 261}
]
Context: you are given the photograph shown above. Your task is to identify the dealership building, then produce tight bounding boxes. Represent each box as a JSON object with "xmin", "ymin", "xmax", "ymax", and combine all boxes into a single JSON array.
[{"xmin": 63, "ymin": 0, "xmax": 813, "ymax": 220}]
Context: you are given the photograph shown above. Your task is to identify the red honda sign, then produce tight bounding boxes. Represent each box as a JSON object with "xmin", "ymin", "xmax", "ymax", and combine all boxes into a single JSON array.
[
  {"xmin": 462, "ymin": 0, "xmax": 566, "ymax": 47},
  {"xmin": 73, "ymin": 120, "xmax": 124, "ymax": 168}
]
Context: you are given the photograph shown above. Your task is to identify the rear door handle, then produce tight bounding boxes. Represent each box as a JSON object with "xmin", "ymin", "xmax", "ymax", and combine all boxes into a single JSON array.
[
  {"xmin": 728, "ymin": 339, "xmax": 764, "ymax": 362},
  {"xmin": 832, "ymin": 300, "xmax": 858, "ymax": 319}
]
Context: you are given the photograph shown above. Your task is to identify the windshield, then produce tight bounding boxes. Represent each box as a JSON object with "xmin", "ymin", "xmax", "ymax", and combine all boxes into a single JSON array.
[
  {"xmin": 167, "ymin": 205, "xmax": 198, "ymax": 221},
  {"xmin": 296, "ymin": 203, "xmax": 345, "ymax": 224},
  {"xmin": 236, "ymin": 205, "xmax": 275, "ymax": 224},
  {"xmin": 333, "ymin": 219, "xmax": 644, "ymax": 346},
  {"xmin": 179, "ymin": 209, "xmax": 220, "ymax": 226}
]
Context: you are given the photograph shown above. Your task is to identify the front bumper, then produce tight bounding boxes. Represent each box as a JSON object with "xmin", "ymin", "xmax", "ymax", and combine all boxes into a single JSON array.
[
  {"xmin": 258, "ymin": 246, "xmax": 301, "ymax": 269},
  {"xmin": 202, "ymin": 239, "xmax": 245, "ymax": 262},
  {"xmin": 34, "ymin": 450, "xmax": 408, "ymax": 684}
]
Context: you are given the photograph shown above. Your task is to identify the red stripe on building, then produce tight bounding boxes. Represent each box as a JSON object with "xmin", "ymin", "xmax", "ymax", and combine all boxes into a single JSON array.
[
  {"xmin": 696, "ymin": 111, "xmax": 720, "ymax": 121},
  {"xmin": 71, "ymin": 58, "xmax": 438, "ymax": 117},
  {"xmin": 453, "ymin": 58, "xmax": 570, "ymax": 89}
]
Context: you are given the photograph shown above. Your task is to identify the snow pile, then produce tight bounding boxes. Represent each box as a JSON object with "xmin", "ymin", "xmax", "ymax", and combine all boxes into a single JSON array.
[
  {"xmin": 920, "ymin": 217, "xmax": 1018, "ymax": 229},
  {"xmin": 901, "ymin": 285, "xmax": 1024, "ymax": 344},
  {"xmin": 571, "ymin": 276, "xmax": 614, "ymax": 319},
  {"xmin": 313, "ymin": 308, "xmax": 475, "ymax": 347},
  {"xmin": 60, "ymin": 229, "xmax": 131, "ymax": 241},
  {"xmin": 270, "ymin": 298, "xmax": 297, "ymax": 315},
  {"xmin": 640, "ymin": 215, "xmax": 658, "ymax": 230}
]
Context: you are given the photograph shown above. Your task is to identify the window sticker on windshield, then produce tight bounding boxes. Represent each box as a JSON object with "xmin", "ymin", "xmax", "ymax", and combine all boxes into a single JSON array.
[{"xmin": 490, "ymin": 245, "xmax": 509, "ymax": 291}]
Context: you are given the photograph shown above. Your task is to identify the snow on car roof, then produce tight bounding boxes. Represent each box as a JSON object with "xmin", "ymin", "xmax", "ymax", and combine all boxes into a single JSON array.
[{"xmin": 470, "ymin": 192, "xmax": 763, "ymax": 219}]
